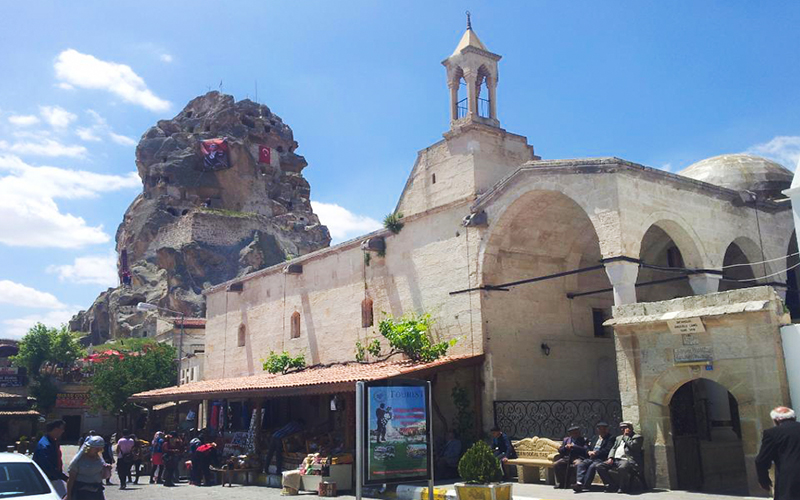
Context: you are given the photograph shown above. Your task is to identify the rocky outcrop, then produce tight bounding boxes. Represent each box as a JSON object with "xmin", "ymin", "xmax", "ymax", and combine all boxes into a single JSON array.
[{"xmin": 70, "ymin": 92, "xmax": 330, "ymax": 343}]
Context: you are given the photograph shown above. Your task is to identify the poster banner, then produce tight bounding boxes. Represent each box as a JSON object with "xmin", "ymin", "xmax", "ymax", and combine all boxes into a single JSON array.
[
  {"xmin": 363, "ymin": 379, "xmax": 431, "ymax": 485},
  {"xmin": 56, "ymin": 393, "xmax": 90, "ymax": 409},
  {"xmin": 200, "ymin": 138, "xmax": 230, "ymax": 170}
]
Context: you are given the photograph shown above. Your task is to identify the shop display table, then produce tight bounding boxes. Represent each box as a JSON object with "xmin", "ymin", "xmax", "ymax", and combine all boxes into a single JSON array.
[
  {"xmin": 301, "ymin": 464, "xmax": 353, "ymax": 492},
  {"xmin": 210, "ymin": 466, "xmax": 260, "ymax": 487}
]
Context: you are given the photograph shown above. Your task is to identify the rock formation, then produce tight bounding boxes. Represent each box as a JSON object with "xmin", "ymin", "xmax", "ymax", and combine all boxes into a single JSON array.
[{"xmin": 70, "ymin": 92, "xmax": 331, "ymax": 343}]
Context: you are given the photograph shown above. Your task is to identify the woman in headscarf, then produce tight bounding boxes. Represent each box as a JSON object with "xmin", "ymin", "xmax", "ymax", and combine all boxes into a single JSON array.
[
  {"xmin": 67, "ymin": 435, "xmax": 112, "ymax": 500},
  {"xmin": 149, "ymin": 431, "xmax": 165, "ymax": 484}
]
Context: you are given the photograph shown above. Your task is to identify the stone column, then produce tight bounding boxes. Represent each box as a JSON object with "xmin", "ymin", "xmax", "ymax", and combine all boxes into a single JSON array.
[
  {"xmin": 466, "ymin": 71, "xmax": 478, "ymax": 119},
  {"xmin": 604, "ymin": 261, "xmax": 640, "ymax": 305},
  {"xmin": 449, "ymin": 81, "xmax": 459, "ymax": 122},
  {"xmin": 487, "ymin": 77, "xmax": 498, "ymax": 120},
  {"xmin": 688, "ymin": 272, "xmax": 722, "ymax": 296}
]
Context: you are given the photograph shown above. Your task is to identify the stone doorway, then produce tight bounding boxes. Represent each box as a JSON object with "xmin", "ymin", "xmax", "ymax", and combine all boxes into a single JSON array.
[{"xmin": 668, "ymin": 379, "xmax": 747, "ymax": 495}]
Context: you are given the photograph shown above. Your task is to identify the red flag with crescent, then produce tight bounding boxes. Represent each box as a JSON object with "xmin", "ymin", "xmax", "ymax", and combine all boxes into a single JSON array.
[{"xmin": 258, "ymin": 145, "xmax": 271, "ymax": 164}]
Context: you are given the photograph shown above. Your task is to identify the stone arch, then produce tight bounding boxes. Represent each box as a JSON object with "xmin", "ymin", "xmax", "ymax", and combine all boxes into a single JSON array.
[
  {"xmin": 637, "ymin": 219, "xmax": 703, "ymax": 302},
  {"xmin": 480, "ymin": 189, "xmax": 619, "ymax": 402},
  {"xmin": 645, "ymin": 370, "xmax": 752, "ymax": 494},
  {"xmin": 631, "ymin": 212, "xmax": 706, "ymax": 267},
  {"xmin": 720, "ymin": 237, "xmax": 761, "ymax": 291}
]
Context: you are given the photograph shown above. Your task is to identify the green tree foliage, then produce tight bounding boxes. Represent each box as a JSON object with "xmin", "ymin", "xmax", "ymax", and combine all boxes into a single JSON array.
[
  {"xmin": 262, "ymin": 351, "xmax": 306, "ymax": 374},
  {"xmin": 12, "ymin": 323, "xmax": 84, "ymax": 377},
  {"xmin": 354, "ymin": 339, "xmax": 382, "ymax": 362},
  {"xmin": 88, "ymin": 341, "xmax": 177, "ymax": 414},
  {"xmin": 458, "ymin": 441, "xmax": 503, "ymax": 484},
  {"xmin": 377, "ymin": 314, "xmax": 455, "ymax": 362},
  {"xmin": 11, "ymin": 324, "xmax": 84, "ymax": 412}
]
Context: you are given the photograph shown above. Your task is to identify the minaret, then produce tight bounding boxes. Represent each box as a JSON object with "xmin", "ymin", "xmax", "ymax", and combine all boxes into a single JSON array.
[{"xmin": 442, "ymin": 12, "xmax": 502, "ymax": 128}]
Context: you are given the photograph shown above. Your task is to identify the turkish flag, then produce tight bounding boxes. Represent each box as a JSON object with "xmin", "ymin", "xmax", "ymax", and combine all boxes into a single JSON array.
[{"xmin": 258, "ymin": 145, "xmax": 271, "ymax": 164}]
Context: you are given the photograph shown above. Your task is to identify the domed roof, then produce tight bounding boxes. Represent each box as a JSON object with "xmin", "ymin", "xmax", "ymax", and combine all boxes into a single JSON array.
[{"xmin": 678, "ymin": 153, "xmax": 793, "ymax": 199}]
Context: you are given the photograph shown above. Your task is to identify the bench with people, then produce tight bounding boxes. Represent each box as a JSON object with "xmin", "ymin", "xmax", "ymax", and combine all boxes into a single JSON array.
[{"xmin": 495, "ymin": 421, "xmax": 647, "ymax": 494}]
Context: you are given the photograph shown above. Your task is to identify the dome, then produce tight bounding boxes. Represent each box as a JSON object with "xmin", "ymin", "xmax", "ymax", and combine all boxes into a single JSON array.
[{"xmin": 678, "ymin": 153, "xmax": 793, "ymax": 200}]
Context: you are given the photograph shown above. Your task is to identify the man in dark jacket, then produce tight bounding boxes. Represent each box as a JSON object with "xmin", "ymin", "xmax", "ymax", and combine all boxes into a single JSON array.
[
  {"xmin": 490, "ymin": 427, "xmax": 516, "ymax": 479},
  {"xmin": 33, "ymin": 420, "xmax": 68, "ymax": 497},
  {"xmin": 596, "ymin": 421, "xmax": 643, "ymax": 493},
  {"xmin": 553, "ymin": 425, "xmax": 588, "ymax": 489},
  {"xmin": 573, "ymin": 422, "xmax": 614, "ymax": 492},
  {"xmin": 755, "ymin": 406, "xmax": 800, "ymax": 500}
]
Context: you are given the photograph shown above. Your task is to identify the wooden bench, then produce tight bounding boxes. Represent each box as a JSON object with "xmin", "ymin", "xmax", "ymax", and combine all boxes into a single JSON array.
[{"xmin": 506, "ymin": 437, "xmax": 561, "ymax": 484}]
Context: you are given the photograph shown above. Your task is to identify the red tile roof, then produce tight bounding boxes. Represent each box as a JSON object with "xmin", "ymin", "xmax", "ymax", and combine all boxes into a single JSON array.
[{"xmin": 130, "ymin": 354, "xmax": 482, "ymax": 403}]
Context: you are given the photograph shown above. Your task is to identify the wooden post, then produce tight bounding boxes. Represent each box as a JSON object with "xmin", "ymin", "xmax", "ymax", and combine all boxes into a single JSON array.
[
  {"xmin": 473, "ymin": 365, "xmax": 483, "ymax": 435},
  {"xmin": 345, "ymin": 392, "xmax": 356, "ymax": 450},
  {"xmin": 255, "ymin": 400, "xmax": 263, "ymax": 454}
]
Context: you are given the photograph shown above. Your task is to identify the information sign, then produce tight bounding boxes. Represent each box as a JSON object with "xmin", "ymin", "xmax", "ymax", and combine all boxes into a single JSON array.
[{"xmin": 358, "ymin": 379, "xmax": 432, "ymax": 486}]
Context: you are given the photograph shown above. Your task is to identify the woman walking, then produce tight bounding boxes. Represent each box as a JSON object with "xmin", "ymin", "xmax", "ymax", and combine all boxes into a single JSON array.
[
  {"xmin": 66, "ymin": 435, "xmax": 112, "ymax": 500},
  {"xmin": 149, "ymin": 431, "xmax": 165, "ymax": 484}
]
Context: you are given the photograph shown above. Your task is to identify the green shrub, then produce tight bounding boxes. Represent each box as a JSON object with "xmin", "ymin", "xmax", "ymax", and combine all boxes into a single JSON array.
[
  {"xmin": 458, "ymin": 441, "xmax": 502, "ymax": 484},
  {"xmin": 262, "ymin": 351, "xmax": 306, "ymax": 374},
  {"xmin": 383, "ymin": 211, "xmax": 404, "ymax": 234}
]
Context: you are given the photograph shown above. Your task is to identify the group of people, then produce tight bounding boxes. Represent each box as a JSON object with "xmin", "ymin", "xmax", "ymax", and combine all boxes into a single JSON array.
[{"xmin": 491, "ymin": 421, "xmax": 644, "ymax": 494}]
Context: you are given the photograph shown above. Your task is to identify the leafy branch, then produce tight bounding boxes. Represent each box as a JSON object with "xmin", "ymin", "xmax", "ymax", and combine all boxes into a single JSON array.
[
  {"xmin": 262, "ymin": 351, "xmax": 306, "ymax": 374},
  {"xmin": 356, "ymin": 313, "xmax": 455, "ymax": 363}
]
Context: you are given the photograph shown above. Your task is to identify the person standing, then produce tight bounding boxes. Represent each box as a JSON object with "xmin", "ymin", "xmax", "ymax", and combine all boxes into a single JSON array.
[
  {"xmin": 573, "ymin": 422, "xmax": 614, "ymax": 492},
  {"xmin": 553, "ymin": 425, "xmax": 587, "ymax": 489},
  {"xmin": 128, "ymin": 437, "xmax": 144, "ymax": 485},
  {"xmin": 596, "ymin": 421, "xmax": 643, "ymax": 493},
  {"xmin": 67, "ymin": 435, "xmax": 112, "ymax": 500},
  {"xmin": 115, "ymin": 431, "xmax": 134, "ymax": 490},
  {"xmin": 755, "ymin": 406, "xmax": 800, "ymax": 499},
  {"xmin": 149, "ymin": 431, "xmax": 165, "ymax": 484},
  {"xmin": 101, "ymin": 435, "xmax": 114, "ymax": 485},
  {"xmin": 33, "ymin": 420, "xmax": 68, "ymax": 498}
]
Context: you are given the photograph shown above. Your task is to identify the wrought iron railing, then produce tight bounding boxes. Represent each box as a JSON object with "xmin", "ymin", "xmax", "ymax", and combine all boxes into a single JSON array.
[
  {"xmin": 478, "ymin": 97, "xmax": 491, "ymax": 118},
  {"xmin": 494, "ymin": 399, "xmax": 622, "ymax": 440},
  {"xmin": 457, "ymin": 98, "xmax": 468, "ymax": 119}
]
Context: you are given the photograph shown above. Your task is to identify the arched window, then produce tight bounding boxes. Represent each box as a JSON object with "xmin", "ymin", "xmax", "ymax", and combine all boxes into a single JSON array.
[
  {"xmin": 361, "ymin": 298, "xmax": 374, "ymax": 328},
  {"xmin": 291, "ymin": 312, "xmax": 301, "ymax": 339},
  {"xmin": 238, "ymin": 324, "xmax": 246, "ymax": 347}
]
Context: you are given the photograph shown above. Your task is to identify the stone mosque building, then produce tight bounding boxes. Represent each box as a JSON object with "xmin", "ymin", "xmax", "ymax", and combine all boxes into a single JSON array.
[{"xmin": 134, "ymin": 21, "xmax": 797, "ymax": 496}]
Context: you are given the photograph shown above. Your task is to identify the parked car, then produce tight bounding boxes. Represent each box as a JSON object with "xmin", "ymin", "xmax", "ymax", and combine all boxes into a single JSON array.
[{"xmin": 0, "ymin": 453, "xmax": 61, "ymax": 499}]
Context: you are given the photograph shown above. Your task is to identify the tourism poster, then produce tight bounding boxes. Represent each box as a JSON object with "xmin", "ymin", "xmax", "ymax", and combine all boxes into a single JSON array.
[{"xmin": 364, "ymin": 379, "xmax": 431, "ymax": 484}]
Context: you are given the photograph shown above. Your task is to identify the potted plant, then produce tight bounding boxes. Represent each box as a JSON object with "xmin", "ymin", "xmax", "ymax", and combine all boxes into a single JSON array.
[{"xmin": 455, "ymin": 441, "xmax": 513, "ymax": 500}]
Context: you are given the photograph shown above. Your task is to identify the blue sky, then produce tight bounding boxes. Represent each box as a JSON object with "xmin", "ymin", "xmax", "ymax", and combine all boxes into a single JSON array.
[{"xmin": 1, "ymin": 1, "xmax": 799, "ymax": 339}]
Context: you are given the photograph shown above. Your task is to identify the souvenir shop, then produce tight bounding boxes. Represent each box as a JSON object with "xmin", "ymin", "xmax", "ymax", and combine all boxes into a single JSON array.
[{"xmin": 130, "ymin": 354, "xmax": 482, "ymax": 491}]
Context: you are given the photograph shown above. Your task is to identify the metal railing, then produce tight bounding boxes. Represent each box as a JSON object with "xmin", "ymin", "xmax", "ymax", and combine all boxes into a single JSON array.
[
  {"xmin": 494, "ymin": 399, "xmax": 623, "ymax": 440},
  {"xmin": 478, "ymin": 98, "xmax": 491, "ymax": 118},
  {"xmin": 457, "ymin": 98, "xmax": 468, "ymax": 119}
]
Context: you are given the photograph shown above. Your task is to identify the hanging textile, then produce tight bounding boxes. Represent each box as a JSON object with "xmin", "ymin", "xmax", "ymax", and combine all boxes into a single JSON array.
[
  {"xmin": 245, "ymin": 409, "xmax": 258, "ymax": 455},
  {"xmin": 200, "ymin": 138, "xmax": 230, "ymax": 170},
  {"xmin": 210, "ymin": 403, "xmax": 220, "ymax": 429},
  {"xmin": 258, "ymin": 145, "xmax": 271, "ymax": 164}
]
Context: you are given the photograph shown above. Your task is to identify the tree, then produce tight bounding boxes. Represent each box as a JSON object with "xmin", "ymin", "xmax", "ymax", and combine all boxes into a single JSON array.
[
  {"xmin": 88, "ymin": 340, "xmax": 177, "ymax": 414},
  {"xmin": 11, "ymin": 323, "xmax": 84, "ymax": 413}
]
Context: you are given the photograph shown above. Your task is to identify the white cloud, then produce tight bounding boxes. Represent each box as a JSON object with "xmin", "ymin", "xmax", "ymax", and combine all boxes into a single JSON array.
[
  {"xmin": 109, "ymin": 131, "xmax": 136, "ymax": 146},
  {"xmin": 47, "ymin": 251, "xmax": 118, "ymax": 286},
  {"xmin": 76, "ymin": 127, "xmax": 101, "ymax": 141},
  {"xmin": 0, "ymin": 280, "xmax": 65, "ymax": 309},
  {"xmin": 40, "ymin": 105, "xmax": 77, "ymax": 128},
  {"xmin": 311, "ymin": 201, "xmax": 382, "ymax": 243},
  {"xmin": 8, "ymin": 115, "xmax": 39, "ymax": 126},
  {"xmin": 746, "ymin": 136, "xmax": 800, "ymax": 170},
  {"xmin": 0, "ymin": 154, "xmax": 140, "ymax": 248},
  {"xmin": 76, "ymin": 110, "xmax": 136, "ymax": 146},
  {"xmin": 54, "ymin": 49, "xmax": 171, "ymax": 112},
  {"xmin": 57, "ymin": 82, "xmax": 75, "ymax": 90},
  {"xmin": 160, "ymin": 54, "xmax": 173, "ymax": 63},
  {"xmin": 2, "ymin": 308, "xmax": 79, "ymax": 340},
  {"xmin": 2, "ymin": 138, "xmax": 87, "ymax": 158}
]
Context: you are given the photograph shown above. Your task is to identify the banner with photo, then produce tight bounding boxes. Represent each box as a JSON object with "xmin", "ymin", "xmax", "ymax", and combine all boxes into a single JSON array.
[{"xmin": 363, "ymin": 379, "xmax": 431, "ymax": 484}]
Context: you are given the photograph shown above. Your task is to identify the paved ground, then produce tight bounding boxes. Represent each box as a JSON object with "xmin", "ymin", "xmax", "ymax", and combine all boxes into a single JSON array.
[{"xmin": 60, "ymin": 446, "xmax": 766, "ymax": 500}]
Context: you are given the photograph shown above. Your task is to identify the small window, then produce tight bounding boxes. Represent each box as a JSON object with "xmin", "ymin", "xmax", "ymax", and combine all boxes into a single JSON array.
[
  {"xmin": 238, "ymin": 324, "xmax": 246, "ymax": 347},
  {"xmin": 361, "ymin": 298, "xmax": 374, "ymax": 328},
  {"xmin": 667, "ymin": 246, "xmax": 684, "ymax": 268},
  {"xmin": 291, "ymin": 311, "xmax": 301, "ymax": 339},
  {"xmin": 432, "ymin": 173, "xmax": 436, "ymax": 184},
  {"xmin": 277, "ymin": 146, "xmax": 284, "ymax": 153},
  {"xmin": 593, "ymin": 308, "xmax": 611, "ymax": 338}
]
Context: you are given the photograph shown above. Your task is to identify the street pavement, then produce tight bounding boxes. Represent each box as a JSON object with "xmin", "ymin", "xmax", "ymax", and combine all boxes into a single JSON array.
[{"xmin": 61, "ymin": 446, "xmax": 765, "ymax": 500}]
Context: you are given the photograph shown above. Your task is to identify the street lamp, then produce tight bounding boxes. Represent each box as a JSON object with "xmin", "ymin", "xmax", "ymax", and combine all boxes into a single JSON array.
[{"xmin": 136, "ymin": 302, "xmax": 185, "ymax": 386}]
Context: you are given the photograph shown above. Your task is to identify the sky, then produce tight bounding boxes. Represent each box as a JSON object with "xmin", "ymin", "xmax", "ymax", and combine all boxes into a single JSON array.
[{"xmin": 1, "ymin": 1, "xmax": 799, "ymax": 339}]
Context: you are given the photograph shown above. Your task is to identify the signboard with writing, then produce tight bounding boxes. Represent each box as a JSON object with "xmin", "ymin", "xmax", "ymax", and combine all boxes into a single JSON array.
[
  {"xmin": 674, "ymin": 346, "xmax": 713, "ymax": 365},
  {"xmin": 360, "ymin": 379, "xmax": 432, "ymax": 485},
  {"xmin": 0, "ymin": 375, "xmax": 23, "ymax": 388},
  {"xmin": 667, "ymin": 318, "xmax": 706, "ymax": 335},
  {"xmin": 0, "ymin": 367, "xmax": 19, "ymax": 375},
  {"xmin": 56, "ymin": 393, "xmax": 90, "ymax": 409}
]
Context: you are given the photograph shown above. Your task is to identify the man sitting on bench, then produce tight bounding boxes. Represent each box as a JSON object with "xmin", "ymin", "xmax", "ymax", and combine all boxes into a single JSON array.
[
  {"xmin": 596, "ymin": 421, "xmax": 643, "ymax": 493},
  {"xmin": 553, "ymin": 425, "xmax": 587, "ymax": 489},
  {"xmin": 572, "ymin": 422, "xmax": 614, "ymax": 492}
]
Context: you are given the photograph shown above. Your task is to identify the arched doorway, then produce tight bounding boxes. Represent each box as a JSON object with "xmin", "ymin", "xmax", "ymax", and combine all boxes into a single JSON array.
[
  {"xmin": 719, "ymin": 240, "xmax": 757, "ymax": 292},
  {"xmin": 669, "ymin": 379, "xmax": 747, "ymax": 495}
]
